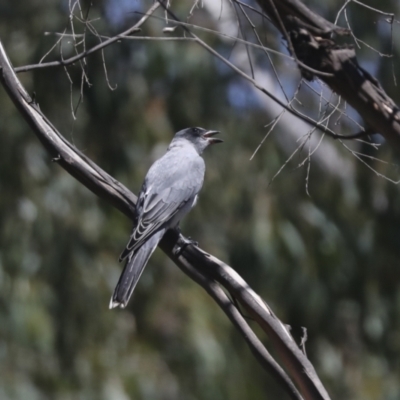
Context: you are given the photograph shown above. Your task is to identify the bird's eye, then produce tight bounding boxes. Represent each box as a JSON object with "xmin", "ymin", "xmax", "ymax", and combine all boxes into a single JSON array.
[{"xmin": 193, "ymin": 128, "xmax": 200, "ymax": 134}]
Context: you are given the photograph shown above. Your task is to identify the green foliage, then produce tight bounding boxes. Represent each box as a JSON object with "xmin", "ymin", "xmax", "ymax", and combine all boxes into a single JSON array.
[{"xmin": 1, "ymin": 0, "xmax": 400, "ymax": 399}]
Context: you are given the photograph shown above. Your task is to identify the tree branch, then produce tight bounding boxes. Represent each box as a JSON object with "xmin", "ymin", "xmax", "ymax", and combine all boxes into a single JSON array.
[
  {"xmin": 169, "ymin": 242, "xmax": 305, "ymax": 400},
  {"xmin": 255, "ymin": 0, "xmax": 400, "ymax": 150},
  {"xmin": 170, "ymin": 237, "xmax": 330, "ymax": 400}
]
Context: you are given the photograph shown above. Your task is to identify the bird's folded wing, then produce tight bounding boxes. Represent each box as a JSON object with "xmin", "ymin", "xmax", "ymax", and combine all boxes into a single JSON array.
[{"xmin": 119, "ymin": 185, "xmax": 195, "ymax": 261}]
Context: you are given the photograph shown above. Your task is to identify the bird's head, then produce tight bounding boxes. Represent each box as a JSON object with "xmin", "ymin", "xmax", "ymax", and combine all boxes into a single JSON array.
[{"xmin": 171, "ymin": 127, "xmax": 223, "ymax": 154}]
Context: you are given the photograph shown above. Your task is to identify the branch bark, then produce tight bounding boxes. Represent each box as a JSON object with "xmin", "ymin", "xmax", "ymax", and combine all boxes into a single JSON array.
[
  {"xmin": 255, "ymin": 0, "xmax": 400, "ymax": 149},
  {"xmin": 0, "ymin": 39, "xmax": 330, "ymax": 399}
]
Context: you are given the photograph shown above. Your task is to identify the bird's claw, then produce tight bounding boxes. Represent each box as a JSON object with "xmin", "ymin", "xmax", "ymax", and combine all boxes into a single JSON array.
[
  {"xmin": 187, "ymin": 236, "xmax": 199, "ymax": 247},
  {"xmin": 173, "ymin": 235, "xmax": 199, "ymax": 257}
]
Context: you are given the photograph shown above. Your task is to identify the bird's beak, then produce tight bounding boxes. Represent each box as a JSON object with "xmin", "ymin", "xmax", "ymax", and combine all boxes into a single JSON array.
[{"xmin": 203, "ymin": 130, "xmax": 223, "ymax": 144}]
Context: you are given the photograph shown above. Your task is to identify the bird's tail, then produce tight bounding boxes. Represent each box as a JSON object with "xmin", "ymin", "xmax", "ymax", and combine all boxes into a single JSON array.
[{"xmin": 109, "ymin": 229, "xmax": 165, "ymax": 309}]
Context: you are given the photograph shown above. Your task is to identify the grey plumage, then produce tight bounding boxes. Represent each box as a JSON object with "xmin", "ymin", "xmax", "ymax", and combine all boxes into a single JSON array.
[{"xmin": 110, "ymin": 127, "xmax": 222, "ymax": 309}]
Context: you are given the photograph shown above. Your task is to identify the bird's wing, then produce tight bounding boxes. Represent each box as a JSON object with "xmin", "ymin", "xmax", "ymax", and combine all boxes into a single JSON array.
[{"xmin": 119, "ymin": 181, "xmax": 198, "ymax": 261}]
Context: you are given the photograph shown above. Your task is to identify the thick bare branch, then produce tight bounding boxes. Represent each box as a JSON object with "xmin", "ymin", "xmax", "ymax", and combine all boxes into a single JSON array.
[
  {"xmin": 172, "ymin": 238, "xmax": 330, "ymax": 400},
  {"xmin": 255, "ymin": 0, "xmax": 400, "ymax": 150},
  {"xmin": 0, "ymin": 39, "xmax": 329, "ymax": 400},
  {"xmin": 169, "ymin": 242, "xmax": 304, "ymax": 400}
]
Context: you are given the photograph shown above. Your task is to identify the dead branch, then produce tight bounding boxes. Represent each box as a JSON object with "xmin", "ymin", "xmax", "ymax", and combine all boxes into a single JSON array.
[{"xmin": 0, "ymin": 39, "xmax": 329, "ymax": 400}]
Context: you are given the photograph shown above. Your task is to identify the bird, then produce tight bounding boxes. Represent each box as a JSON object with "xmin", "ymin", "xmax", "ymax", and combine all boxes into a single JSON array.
[{"xmin": 110, "ymin": 127, "xmax": 223, "ymax": 309}]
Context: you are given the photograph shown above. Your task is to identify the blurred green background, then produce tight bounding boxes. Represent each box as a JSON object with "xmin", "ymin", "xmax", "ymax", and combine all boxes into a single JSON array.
[{"xmin": 1, "ymin": 0, "xmax": 400, "ymax": 399}]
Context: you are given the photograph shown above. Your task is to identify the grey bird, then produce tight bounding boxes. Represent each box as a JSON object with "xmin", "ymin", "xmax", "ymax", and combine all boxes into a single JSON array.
[{"xmin": 110, "ymin": 127, "xmax": 222, "ymax": 309}]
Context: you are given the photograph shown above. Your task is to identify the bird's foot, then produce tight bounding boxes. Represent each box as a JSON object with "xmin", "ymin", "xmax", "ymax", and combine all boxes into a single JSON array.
[
  {"xmin": 187, "ymin": 236, "xmax": 199, "ymax": 247},
  {"xmin": 173, "ymin": 234, "xmax": 199, "ymax": 257}
]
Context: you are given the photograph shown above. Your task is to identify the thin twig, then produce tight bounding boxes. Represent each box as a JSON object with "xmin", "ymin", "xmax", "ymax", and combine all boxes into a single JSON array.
[{"xmin": 14, "ymin": 1, "xmax": 161, "ymax": 73}]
